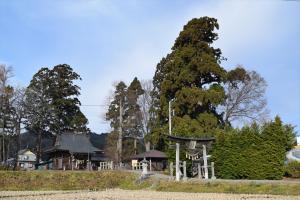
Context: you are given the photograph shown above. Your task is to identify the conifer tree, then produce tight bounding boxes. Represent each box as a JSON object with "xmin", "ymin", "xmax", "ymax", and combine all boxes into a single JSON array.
[
  {"xmin": 105, "ymin": 78, "xmax": 145, "ymax": 161},
  {"xmin": 49, "ymin": 64, "xmax": 88, "ymax": 133},
  {"xmin": 24, "ymin": 64, "xmax": 88, "ymax": 164},
  {"xmin": 151, "ymin": 17, "xmax": 226, "ymax": 140},
  {"xmin": 124, "ymin": 77, "xmax": 144, "ymax": 138}
]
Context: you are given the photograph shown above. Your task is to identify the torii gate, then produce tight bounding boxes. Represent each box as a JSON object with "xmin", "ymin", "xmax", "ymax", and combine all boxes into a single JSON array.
[{"xmin": 166, "ymin": 134, "xmax": 215, "ymax": 181}]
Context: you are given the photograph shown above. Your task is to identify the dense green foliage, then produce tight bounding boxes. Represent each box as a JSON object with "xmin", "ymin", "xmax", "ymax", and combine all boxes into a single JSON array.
[
  {"xmin": 212, "ymin": 116, "xmax": 295, "ymax": 180},
  {"xmin": 145, "ymin": 16, "xmax": 295, "ymax": 180},
  {"xmin": 151, "ymin": 17, "xmax": 226, "ymax": 142},
  {"xmin": 23, "ymin": 64, "xmax": 88, "ymax": 163},
  {"xmin": 24, "ymin": 64, "xmax": 88, "ymax": 135},
  {"xmin": 284, "ymin": 161, "xmax": 300, "ymax": 178},
  {"xmin": 149, "ymin": 17, "xmax": 253, "ymax": 151}
]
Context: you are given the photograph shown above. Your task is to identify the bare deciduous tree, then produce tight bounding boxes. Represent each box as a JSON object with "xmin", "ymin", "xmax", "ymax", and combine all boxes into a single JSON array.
[
  {"xmin": 138, "ymin": 80, "xmax": 153, "ymax": 137},
  {"xmin": 221, "ymin": 69, "xmax": 269, "ymax": 125},
  {"xmin": 11, "ymin": 87, "xmax": 26, "ymax": 168},
  {"xmin": 0, "ymin": 64, "xmax": 14, "ymax": 162}
]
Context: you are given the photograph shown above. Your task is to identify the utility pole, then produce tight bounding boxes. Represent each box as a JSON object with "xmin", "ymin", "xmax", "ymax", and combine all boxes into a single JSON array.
[{"xmin": 118, "ymin": 99, "xmax": 123, "ymax": 166}]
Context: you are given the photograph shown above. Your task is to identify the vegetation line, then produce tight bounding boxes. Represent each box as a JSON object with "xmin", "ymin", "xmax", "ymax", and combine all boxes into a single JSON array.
[{"xmin": 1, "ymin": 171, "xmax": 300, "ymax": 196}]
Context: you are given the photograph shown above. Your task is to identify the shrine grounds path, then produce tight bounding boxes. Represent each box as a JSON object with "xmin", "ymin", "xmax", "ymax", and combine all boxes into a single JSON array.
[{"xmin": 1, "ymin": 170, "xmax": 300, "ymax": 199}]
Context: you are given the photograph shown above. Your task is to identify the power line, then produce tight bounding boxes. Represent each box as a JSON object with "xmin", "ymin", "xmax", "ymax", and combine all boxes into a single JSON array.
[{"xmin": 80, "ymin": 104, "xmax": 107, "ymax": 107}]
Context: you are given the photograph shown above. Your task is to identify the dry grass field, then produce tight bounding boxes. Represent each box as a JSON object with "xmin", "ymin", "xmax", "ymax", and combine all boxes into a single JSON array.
[
  {"xmin": 1, "ymin": 171, "xmax": 300, "ymax": 199},
  {"xmin": 1, "ymin": 189, "xmax": 300, "ymax": 200}
]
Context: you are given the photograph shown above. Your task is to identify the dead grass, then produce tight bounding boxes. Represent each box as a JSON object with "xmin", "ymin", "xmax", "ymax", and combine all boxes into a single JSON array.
[
  {"xmin": 155, "ymin": 180, "xmax": 300, "ymax": 196},
  {"xmin": 0, "ymin": 170, "xmax": 135, "ymax": 191},
  {"xmin": 1, "ymin": 171, "xmax": 300, "ymax": 196}
]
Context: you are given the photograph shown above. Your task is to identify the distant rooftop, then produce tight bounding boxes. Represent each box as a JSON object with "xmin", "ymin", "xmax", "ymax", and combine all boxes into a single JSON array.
[
  {"xmin": 132, "ymin": 150, "xmax": 167, "ymax": 159},
  {"xmin": 45, "ymin": 133, "xmax": 102, "ymax": 154}
]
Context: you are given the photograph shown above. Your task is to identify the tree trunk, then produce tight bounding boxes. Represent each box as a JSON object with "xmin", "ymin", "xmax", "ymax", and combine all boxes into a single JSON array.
[
  {"xmin": 35, "ymin": 130, "xmax": 42, "ymax": 169},
  {"xmin": 134, "ymin": 138, "xmax": 137, "ymax": 155},
  {"xmin": 7, "ymin": 134, "xmax": 10, "ymax": 160},
  {"xmin": 0, "ymin": 134, "xmax": 2, "ymax": 162},
  {"xmin": 2, "ymin": 133, "xmax": 5, "ymax": 162},
  {"xmin": 13, "ymin": 120, "xmax": 21, "ymax": 170}
]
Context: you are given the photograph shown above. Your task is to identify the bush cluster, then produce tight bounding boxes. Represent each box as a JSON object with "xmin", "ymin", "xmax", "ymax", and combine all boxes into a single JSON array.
[
  {"xmin": 212, "ymin": 116, "xmax": 295, "ymax": 180},
  {"xmin": 284, "ymin": 161, "xmax": 300, "ymax": 178}
]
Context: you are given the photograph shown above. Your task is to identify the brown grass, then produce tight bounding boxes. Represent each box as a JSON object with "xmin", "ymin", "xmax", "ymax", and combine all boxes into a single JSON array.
[
  {"xmin": 1, "ymin": 171, "xmax": 300, "ymax": 196},
  {"xmin": 0, "ymin": 170, "xmax": 135, "ymax": 191}
]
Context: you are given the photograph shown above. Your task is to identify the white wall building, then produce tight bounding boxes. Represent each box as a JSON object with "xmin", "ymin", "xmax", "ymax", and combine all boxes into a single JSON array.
[{"xmin": 18, "ymin": 149, "xmax": 36, "ymax": 170}]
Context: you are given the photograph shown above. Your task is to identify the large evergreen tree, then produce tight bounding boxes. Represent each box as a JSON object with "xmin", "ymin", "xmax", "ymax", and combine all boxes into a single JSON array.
[
  {"xmin": 49, "ymin": 64, "xmax": 88, "ymax": 134},
  {"xmin": 124, "ymin": 77, "xmax": 144, "ymax": 138},
  {"xmin": 106, "ymin": 81, "xmax": 127, "ymax": 132},
  {"xmin": 105, "ymin": 78, "xmax": 144, "ymax": 161},
  {"xmin": 24, "ymin": 64, "xmax": 88, "ymax": 163},
  {"xmin": 24, "ymin": 67, "xmax": 54, "ymax": 163},
  {"xmin": 151, "ymin": 17, "xmax": 226, "ymax": 141}
]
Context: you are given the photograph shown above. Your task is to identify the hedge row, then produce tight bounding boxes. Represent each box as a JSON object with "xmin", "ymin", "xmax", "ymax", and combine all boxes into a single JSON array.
[{"xmin": 212, "ymin": 116, "xmax": 295, "ymax": 180}]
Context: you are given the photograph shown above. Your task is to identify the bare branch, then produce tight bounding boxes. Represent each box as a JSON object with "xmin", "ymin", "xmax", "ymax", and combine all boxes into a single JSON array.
[
  {"xmin": 220, "ymin": 68, "xmax": 269, "ymax": 125},
  {"xmin": 138, "ymin": 79, "xmax": 153, "ymax": 136}
]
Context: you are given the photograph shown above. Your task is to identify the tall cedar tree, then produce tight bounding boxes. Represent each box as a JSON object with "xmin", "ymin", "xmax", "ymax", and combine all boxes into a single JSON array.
[
  {"xmin": 124, "ymin": 77, "xmax": 144, "ymax": 138},
  {"xmin": 105, "ymin": 78, "xmax": 144, "ymax": 161},
  {"xmin": 24, "ymin": 68, "xmax": 54, "ymax": 164},
  {"xmin": 24, "ymin": 64, "xmax": 88, "ymax": 164},
  {"xmin": 105, "ymin": 81, "xmax": 127, "ymax": 161},
  {"xmin": 151, "ymin": 17, "xmax": 226, "ymax": 146},
  {"xmin": 49, "ymin": 65, "xmax": 88, "ymax": 134}
]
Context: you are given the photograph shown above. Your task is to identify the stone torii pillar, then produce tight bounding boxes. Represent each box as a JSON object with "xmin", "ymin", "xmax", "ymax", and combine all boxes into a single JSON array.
[
  {"xmin": 198, "ymin": 163, "xmax": 202, "ymax": 179},
  {"xmin": 176, "ymin": 143, "xmax": 180, "ymax": 181},
  {"xmin": 203, "ymin": 144, "xmax": 208, "ymax": 179}
]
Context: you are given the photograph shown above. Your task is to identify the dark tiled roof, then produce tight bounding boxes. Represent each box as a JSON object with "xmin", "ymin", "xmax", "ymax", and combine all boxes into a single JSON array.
[
  {"xmin": 45, "ymin": 133, "xmax": 102, "ymax": 154},
  {"xmin": 132, "ymin": 150, "xmax": 167, "ymax": 159}
]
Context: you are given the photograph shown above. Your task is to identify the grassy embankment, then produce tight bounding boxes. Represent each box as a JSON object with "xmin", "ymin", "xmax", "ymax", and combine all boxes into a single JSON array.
[{"xmin": 1, "ymin": 171, "xmax": 300, "ymax": 195}]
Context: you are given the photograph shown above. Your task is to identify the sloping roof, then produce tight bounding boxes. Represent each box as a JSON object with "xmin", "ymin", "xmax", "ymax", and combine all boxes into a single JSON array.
[
  {"xmin": 45, "ymin": 133, "xmax": 102, "ymax": 154},
  {"xmin": 18, "ymin": 149, "xmax": 34, "ymax": 155},
  {"xmin": 132, "ymin": 150, "xmax": 167, "ymax": 159}
]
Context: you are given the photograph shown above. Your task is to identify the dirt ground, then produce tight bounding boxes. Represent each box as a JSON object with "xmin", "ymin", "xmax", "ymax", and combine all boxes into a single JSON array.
[{"xmin": 1, "ymin": 189, "xmax": 300, "ymax": 200}]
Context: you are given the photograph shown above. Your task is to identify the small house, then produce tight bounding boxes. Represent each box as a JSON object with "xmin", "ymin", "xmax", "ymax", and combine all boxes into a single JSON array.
[{"xmin": 17, "ymin": 149, "xmax": 36, "ymax": 170}]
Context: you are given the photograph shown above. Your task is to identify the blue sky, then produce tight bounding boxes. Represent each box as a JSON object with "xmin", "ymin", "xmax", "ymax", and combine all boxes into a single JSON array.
[{"xmin": 0, "ymin": 0, "xmax": 299, "ymax": 134}]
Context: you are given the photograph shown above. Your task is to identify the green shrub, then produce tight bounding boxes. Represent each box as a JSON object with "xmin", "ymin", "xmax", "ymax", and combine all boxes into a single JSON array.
[
  {"xmin": 212, "ymin": 117, "xmax": 296, "ymax": 180},
  {"xmin": 284, "ymin": 161, "xmax": 300, "ymax": 178}
]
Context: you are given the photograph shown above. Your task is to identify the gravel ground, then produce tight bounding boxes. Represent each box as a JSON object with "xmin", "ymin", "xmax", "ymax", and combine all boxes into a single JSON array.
[{"xmin": 1, "ymin": 189, "xmax": 300, "ymax": 200}]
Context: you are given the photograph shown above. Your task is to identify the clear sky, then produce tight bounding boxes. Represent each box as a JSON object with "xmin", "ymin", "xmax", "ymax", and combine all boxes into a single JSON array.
[{"xmin": 0, "ymin": 0, "xmax": 299, "ymax": 134}]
